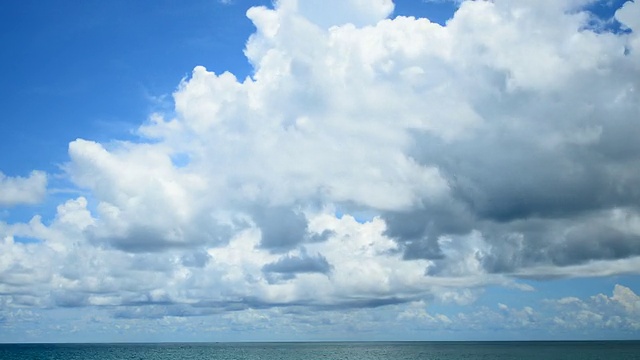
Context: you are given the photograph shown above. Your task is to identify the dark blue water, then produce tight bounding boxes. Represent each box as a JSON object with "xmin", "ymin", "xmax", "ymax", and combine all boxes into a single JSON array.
[{"xmin": 1, "ymin": 341, "xmax": 639, "ymax": 359}]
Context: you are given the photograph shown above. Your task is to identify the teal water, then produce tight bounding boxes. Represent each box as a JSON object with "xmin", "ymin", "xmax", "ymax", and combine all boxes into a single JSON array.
[{"xmin": 1, "ymin": 341, "xmax": 639, "ymax": 359}]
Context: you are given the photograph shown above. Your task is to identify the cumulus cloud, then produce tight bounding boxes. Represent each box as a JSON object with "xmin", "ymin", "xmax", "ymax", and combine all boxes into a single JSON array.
[
  {"xmin": 548, "ymin": 284, "xmax": 640, "ymax": 331},
  {"xmin": 394, "ymin": 284, "xmax": 640, "ymax": 336},
  {"xmin": 0, "ymin": 171, "xmax": 47, "ymax": 206},
  {"xmin": 1, "ymin": 0, "xmax": 640, "ymax": 339}
]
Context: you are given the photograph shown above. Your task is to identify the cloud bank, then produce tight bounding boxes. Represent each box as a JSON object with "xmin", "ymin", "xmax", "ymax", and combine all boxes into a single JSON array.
[{"xmin": 1, "ymin": 0, "xmax": 640, "ymax": 339}]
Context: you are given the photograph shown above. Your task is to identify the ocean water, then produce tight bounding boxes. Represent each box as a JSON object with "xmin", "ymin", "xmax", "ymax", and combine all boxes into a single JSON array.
[{"xmin": 1, "ymin": 341, "xmax": 639, "ymax": 360}]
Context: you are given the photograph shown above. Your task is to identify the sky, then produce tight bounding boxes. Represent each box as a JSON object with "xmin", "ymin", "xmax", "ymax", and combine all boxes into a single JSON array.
[{"xmin": 1, "ymin": 0, "xmax": 639, "ymax": 343}]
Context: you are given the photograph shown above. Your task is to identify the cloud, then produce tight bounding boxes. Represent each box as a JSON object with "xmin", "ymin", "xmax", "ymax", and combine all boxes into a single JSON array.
[
  {"xmin": 294, "ymin": 0, "xmax": 394, "ymax": 28},
  {"xmin": 617, "ymin": 0, "xmax": 640, "ymax": 32},
  {"xmin": 262, "ymin": 250, "xmax": 332, "ymax": 283},
  {"xmin": 395, "ymin": 284, "xmax": 640, "ymax": 336},
  {"xmin": 0, "ymin": 171, "xmax": 47, "ymax": 207},
  {"xmin": 253, "ymin": 206, "xmax": 311, "ymax": 251},
  {"xmin": 1, "ymin": 0, "xmax": 640, "ymax": 339},
  {"xmin": 377, "ymin": 0, "xmax": 640, "ymax": 273},
  {"xmin": 548, "ymin": 284, "xmax": 640, "ymax": 331},
  {"xmin": 397, "ymin": 300, "xmax": 452, "ymax": 325}
]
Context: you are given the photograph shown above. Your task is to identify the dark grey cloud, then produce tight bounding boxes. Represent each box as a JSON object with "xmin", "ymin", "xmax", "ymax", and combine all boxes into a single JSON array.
[
  {"xmin": 252, "ymin": 206, "xmax": 333, "ymax": 252},
  {"xmin": 239, "ymin": 295, "xmax": 412, "ymax": 312},
  {"xmin": 551, "ymin": 225, "xmax": 640, "ymax": 266},
  {"xmin": 113, "ymin": 297, "xmax": 238, "ymax": 319},
  {"xmin": 192, "ymin": 299, "xmax": 250, "ymax": 312},
  {"xmin": 383, "ymin": 201, "xmax": 474, "ymax": 260},
  {"xmin": 86, "ymin": 215, "xmax": 239, "ymax": 253},
  {"xmin": 262, "ymin": 251, "xmax": 332, "ymax": 283},
  {"xmin": 99, "ymin": 225, "xmax": 174, "ymax": 252},
  {"xmin": 252, "ymin": 206, "xmax": 309, "ymax": 252},
  {"xmin": 380, "ymin": 58, "xmax": 640, "ymax": 274},
  {"xmin": 308, "ymin": 229, "xmax": 336, "ymax": 243},
  {"xmin": 110, "ymin": 294, "xmax": 410, "ymax": 320},
  {"xmin": 181, "ymin": 249, "xmax": 211, "ymax": 268},
  {"xmin": 316, "ymin": 297, "xmax": 410, "ymax": 310},
  {"xmin": 52, "ymin": 291, "xmax": 88, "ymax": 308}
]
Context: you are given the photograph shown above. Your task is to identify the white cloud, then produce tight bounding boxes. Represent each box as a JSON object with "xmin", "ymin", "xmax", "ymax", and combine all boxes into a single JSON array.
[
  {"xmin": 548, "ymin": 284, "xmax": 640, "ymax": 331},
  {"xmin": 2, "ymin": 0, "xmax": 640, "ymax": 340},
  {"xmin": 397, "ymin": 300, "xmax": 452, "ymax": 325},
  {"xmin": 0, "ymin": 171, "xmax": 47, "ymax": 206}
]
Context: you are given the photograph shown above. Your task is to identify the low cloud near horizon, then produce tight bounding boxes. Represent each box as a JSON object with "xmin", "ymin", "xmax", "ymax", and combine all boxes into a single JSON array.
[{"xmin": 1, "ymin": 0, "xmax": 640, "ymax": 341}]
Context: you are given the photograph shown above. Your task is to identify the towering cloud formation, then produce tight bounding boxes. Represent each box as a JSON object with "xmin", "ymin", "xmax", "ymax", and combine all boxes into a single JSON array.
[{"xmin": 1, "ymin": 0, "xmax": 640, "ymax": 339}]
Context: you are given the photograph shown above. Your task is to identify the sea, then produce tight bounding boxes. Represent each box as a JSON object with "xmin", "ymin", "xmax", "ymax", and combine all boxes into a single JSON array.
[{"xmin": 0, "ymin": 341, "xmax": 639, "ymax": 359}]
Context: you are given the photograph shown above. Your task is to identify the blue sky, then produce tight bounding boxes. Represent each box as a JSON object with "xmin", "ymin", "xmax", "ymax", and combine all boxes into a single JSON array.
[{"xmin": 1, "ymin": 0, "xmax": 640, "ymax": 342}]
